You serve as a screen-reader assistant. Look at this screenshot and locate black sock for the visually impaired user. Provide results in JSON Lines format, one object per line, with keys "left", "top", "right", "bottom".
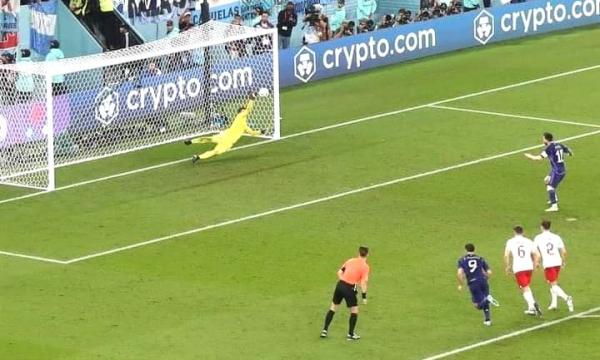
{"left": 323, "top": 310, "right": 335, "bottom": 331}
{"left": 349, "top": 313, "right": 358, "bottom": 335}
{"left": 483, "top": 304, "right": 491, "bottom": 322}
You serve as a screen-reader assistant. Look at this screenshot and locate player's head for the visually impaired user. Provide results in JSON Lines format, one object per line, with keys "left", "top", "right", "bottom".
{"left": 540, "top": 219, "right": 551, "bottom": 231}
{"left": 543, "top": 132, "right": 554, "bottom": 145}
{"left": 513, "top": 225, "right": 524, "bottom": 235}
{"left": 464, "top": 243, "right": 475, "bottom": 253}
{"left": 358, "top": 246, "right": 369, "bottom": 258}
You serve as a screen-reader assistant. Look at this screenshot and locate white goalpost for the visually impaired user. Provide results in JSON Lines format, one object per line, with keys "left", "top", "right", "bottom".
{"left": 0, "top": 21, "right": 280, "bottom": 191}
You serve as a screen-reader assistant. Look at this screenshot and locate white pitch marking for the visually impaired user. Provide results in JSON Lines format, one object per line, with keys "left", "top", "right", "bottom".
{"left": 61, "top": 129, "right": 600, "bottom": 264}
{"left": 421, "top": 306, "right": 600, "bottom": 360}
{"left": 430, "top": 105, "right": 600, "bottom": 129}
{"left": 0, "top": 250, "right": 67, "bottom": 265}
{"left": 1, "top": 63, "right": 600, "bottom": 206}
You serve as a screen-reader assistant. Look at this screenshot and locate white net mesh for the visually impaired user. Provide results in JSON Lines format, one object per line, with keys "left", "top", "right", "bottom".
{"left": 0, "top": 21, "right": 279, "bottom": 191}
{"left": 0, "top": 68, "right": 51, "bottom": 190}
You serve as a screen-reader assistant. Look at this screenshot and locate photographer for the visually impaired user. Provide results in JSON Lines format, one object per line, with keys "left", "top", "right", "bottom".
{"left": 319, "top": 14, "right": 332, "bottom": 41}
{"left": 377, "top": 14, "right": 393, "bottom": 29}
{"left": 302, "top": 5, "right": 323, "bottom": 44}
{"left": 395, "top": 9, "right": 412, "bottom": 25}
{"left": 277, "top": 1, "right": 297, "bottom": 49}
{"left": 333, "top": 20, "right": 354, "bottom": 39}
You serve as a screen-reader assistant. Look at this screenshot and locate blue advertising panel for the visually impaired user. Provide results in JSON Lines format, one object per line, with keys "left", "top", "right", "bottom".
{"left": 0, "top": 54, "right": 271, "bottom": 147}
{"left": 279, "top": 0, "right": 600, "bottom": 86}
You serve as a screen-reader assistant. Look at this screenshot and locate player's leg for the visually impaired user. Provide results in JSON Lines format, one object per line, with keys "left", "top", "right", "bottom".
{"left": 544, "top": 173, "right": 564, "bottom": 212}
{"left": 345, "top": 286, "right": 360, "bottom": 340}
{"left": 472, "top": 282, "right": 491, "bottom": 325}
{"left": 321, "top": 284, "right": 343, "bottom": 337}
{"left": 184, "top": 134, "right": 221, "bottom": 146}
{"left": 546, "top": 267, "right": 573, "bottom": 311}
{"left": 518, "top": 271, "right": 542, "bottom": 316}
{"left": 193, "top": 142, "right": 233, "bottom": 163}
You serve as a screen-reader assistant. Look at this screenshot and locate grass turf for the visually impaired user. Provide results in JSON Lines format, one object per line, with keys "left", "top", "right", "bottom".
{"left": 1, "top": 26, "right": 600, "bottom": 359}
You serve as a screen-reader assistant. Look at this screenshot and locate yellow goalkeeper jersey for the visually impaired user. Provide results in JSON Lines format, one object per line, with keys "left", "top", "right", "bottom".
{"left": 219, "top": 99, "right": 260, "bottom": 145}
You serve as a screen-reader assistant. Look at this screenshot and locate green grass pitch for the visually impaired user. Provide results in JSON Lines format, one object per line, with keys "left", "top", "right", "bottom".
{"left": 1, "top": 26, "right": 600, "bottom": 359}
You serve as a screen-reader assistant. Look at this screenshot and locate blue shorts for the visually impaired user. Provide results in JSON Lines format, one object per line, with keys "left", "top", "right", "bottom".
{"left": 468, "top": 280, "right": 489, "bottom": 304}
{"left": 548, "top": 172, "right": 566, "bottom": 188}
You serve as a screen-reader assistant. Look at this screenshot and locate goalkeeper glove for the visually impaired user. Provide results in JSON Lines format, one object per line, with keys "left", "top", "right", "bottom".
{"left": 362, "top": 292, "right": 367, "bottom": 305}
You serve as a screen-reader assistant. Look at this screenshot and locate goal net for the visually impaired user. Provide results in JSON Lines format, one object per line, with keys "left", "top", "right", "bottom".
{"left": 0, "top": 21, "right": 280, "bottom": 191}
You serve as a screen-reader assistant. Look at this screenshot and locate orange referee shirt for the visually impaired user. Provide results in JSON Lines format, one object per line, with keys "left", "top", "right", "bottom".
{"left": 340, "top": 257, "right": 370, "bottom": 285}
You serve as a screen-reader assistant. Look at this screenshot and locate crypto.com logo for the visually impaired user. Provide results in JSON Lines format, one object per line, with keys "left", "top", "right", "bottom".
{"left": 294, "top": 46, "right": 317, "bottom": 83}
{"left": 94, "top": 87, "right": 119, "bottom": 126}
{"left": 474, "top": 10, "right": 495, "bottom": 45}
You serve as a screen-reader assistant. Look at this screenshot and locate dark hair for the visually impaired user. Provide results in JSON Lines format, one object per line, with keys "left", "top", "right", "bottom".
{"left": 541, "top": 220, "right": 551, "bottom": 230}
{"left": 358, "top": 246, "right": 369, "bottom": 257}
{"left": 465, "top": 243, "right": 475, "bottom": 252}
{"left": 20, "top": 49, "right": 31, "bottom": 58}
{"left": 543, "top": 132, "right": 554, "bottom": 141}
{"left": 50, "top": 40, "right": 60, "bottom": 49}
{"left": 513, "top": 225, "right": 524, "bottom": 235}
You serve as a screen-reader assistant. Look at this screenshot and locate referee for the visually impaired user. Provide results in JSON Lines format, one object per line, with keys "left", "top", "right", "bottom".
{"left": 320, "top": 246, "right": 370, "bottom": 340}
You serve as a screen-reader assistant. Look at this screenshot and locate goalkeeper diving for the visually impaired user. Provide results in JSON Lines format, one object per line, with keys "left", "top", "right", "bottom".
{"left": 184, "top": 92, "right": 265, "bottom": 163}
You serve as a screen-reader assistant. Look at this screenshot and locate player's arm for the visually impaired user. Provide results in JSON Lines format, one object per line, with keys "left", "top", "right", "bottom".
{"left": 456, "top": 268, "right": 465, "bottom": 291}
{"left": 244, "top": 124, "right": 262, "bottom": 137}
{"left": 503, "top": 248, "right": 512, "bottom": 275}
{"left": 337, "top": 265, "right": 345, "bottom": 280}
{"left": 482, "top": 259, "right": 492, "bottom": 278}
{"left": 524, "top": 152, "right": 544, "bottom": 161}
{"left": 532, "top": 248, "right": 541, "bottom": 269}
{"left": 563, "top": 144, "right": 574, "bottom": 156}
{"left": 559, "top": 246, "right": 568, "bottom": 267}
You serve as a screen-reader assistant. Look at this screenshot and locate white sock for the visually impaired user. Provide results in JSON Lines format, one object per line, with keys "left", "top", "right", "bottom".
{"left": 523, "top": 290, "right": 536, "bottom": 309}
{"left": 552, "top": 285, "right": 569, "bottom": 300}
{"left": 549, "top": 288, "right": 557, "bottom": 307}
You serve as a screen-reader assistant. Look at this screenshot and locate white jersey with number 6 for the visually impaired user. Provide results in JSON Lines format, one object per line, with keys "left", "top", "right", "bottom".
{"left": 505, "top": 235, "right": 535, "bottom": 273}
{"left": 534, "top": 231, "right": 565, "bottom": 268}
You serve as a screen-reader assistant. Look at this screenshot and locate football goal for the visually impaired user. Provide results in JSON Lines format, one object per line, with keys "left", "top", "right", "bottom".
{"left": 0, "top": 21, "right": 280, "bottom": 191}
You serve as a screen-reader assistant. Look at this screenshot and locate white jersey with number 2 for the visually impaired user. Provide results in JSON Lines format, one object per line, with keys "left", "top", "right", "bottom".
{"left": 534, "top": 231, "right": 565, "bottom": 269}
{"left": 505, "top": 235, "right": 535, "bottom": 273}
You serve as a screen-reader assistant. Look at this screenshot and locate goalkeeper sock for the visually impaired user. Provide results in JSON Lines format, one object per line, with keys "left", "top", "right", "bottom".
{"left": 323, "top": 310, "right": 335, "bottom": 331}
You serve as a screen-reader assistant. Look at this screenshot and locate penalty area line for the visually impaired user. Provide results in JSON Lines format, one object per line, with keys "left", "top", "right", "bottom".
{"left": 420, "top": 306, "right": 600, "bottom": 360}
{"left": 0, "top": 250, "right": 68, "bottom": 265}
{"left": 60, "top": 128, "right": 600, "bottom": 264}
{"left": 1, "top": 63, "right": 600, "bottom": 206}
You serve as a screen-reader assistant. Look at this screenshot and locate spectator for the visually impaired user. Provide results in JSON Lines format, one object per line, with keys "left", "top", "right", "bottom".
{"left": 69, "top": 0, "right": 88, "bottom": 18}
{"left": 396, "top": 9, "right": 412, "bottom": 25}
{"left": 15, "top": 49, "right": 33, "bottom": 103}
{"left": 463, "top": 0, "right": 480, "bottom": 12}
{"left": 329, "top": 0, "right": 346, "bottom": 34}
{"left": 254, "top": 12, "right": 274, "bottom": 54}
{"left": 98, "top": 0, "right": 118, "bottom": 49}
{"left": 377, "top": 14, "right": 393, "bottom": 29}
{"left": 179, "top": 11, "right": 193, "bottom": 32}
{"left": 166, "top": 19, "right": 179, "bottom": 38}
{"left": 249, "top": 6, "right": 263, "bottom": 27}
{"left": 333, "top": 20, "right": 353, "bottom": 38}
{"left": 319, "top": 14, "right": 332, "bottom": 41}
{"left": 226, "top": 15, "right": 247, "bottom": 58}
{"left": 356, "top": 0, "right": 377, "bottom": 20}
{"left": 45, "top": 40, "right": 66, "bottom": 95}
{"left": 277, "top": 1, "right": 297, "bottom": 50}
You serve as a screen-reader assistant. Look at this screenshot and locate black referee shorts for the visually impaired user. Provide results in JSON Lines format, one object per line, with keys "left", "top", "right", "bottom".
{"left": 332, "top": 280, "right": 358, "bottom": 308}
